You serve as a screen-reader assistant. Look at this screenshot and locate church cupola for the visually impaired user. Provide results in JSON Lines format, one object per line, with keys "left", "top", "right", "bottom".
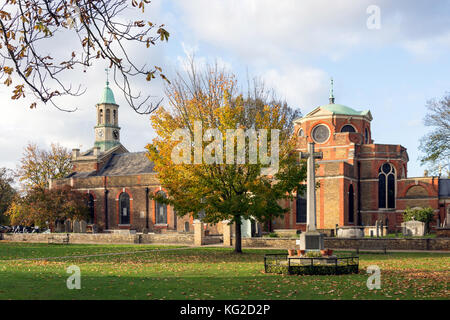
{"left": 94, "top": 73, "right": 121, "bottom": 152}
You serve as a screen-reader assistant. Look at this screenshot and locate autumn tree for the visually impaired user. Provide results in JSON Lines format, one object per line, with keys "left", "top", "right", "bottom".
{"left": 0, "top": 0, "right": 169, "bottom": 113}
{"left": 6, "top": 185, "right": 89, "bottom": 227}
{"left": 419, "top": 93, "right": 450, "bottom": 176}
{"left": 17, "top": 142, "right": 72, "bottom": 191}
{"left": 0, "top": 167, "right": 16, "bottom": 224}
{"left": 146, "top": 61, "right": 306, "bottom": 253}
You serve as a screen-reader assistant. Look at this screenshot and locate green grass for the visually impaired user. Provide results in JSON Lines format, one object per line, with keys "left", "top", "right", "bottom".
{"left": 0, "top": 242, "right": 448, "bottom": 300}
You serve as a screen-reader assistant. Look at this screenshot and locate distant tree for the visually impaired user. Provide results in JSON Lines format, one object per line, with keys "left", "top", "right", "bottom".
{"left": 0, "top": 167, "right": 16, "bottom": 224}
{"left": 6, "top": 185, "right": 89, "bottom": 227}
{"left": 0, "top": 0, "right": 170, "bottom": 113}
{"left": 146, "top": 61, "right": 306, "bottom": 253}
{"left": 17, "top": 142, "right": 72, "bottom": 191}
{"left": 419, "top": 93, "right": 450, "bottom": 176}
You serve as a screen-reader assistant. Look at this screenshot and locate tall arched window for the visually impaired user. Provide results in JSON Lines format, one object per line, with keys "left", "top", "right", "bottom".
{"left": 296, "top": 191, "right": 307, "bottom": 223}
{"left": 106, "top": 109, "right": 111, "bottom": 124}
{"left": 298, "top": 128, "right": 304, "bottom": 137}
{"left": 119, "top": 192, "right": 130, "bottom": 224}
{"left": 113, "top": 110, "right": 117, "bottom": 125}
{"left": 378, "top": 163, "right": 395, "bottom": 209}
{"left": 99, "top": 109, "right": 103, "bottom": 124}
{"left": 365, "top": 128, "right": 369, "bottom": 144}
{"left": 341, "top": 125, "right": 356, "bottom": 133}
{"left": 87, "top": 194, "right": 95, "bottom": 224}
{"left": 348, "top": 185, "right": 354, "bottom": 223}
{"left": 155, "top": 191, "right": 167, "bottom": 224}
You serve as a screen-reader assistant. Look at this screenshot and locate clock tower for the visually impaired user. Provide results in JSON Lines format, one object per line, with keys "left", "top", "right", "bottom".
{"left": 94, "top": 80, "right": 121, "bottom": 152}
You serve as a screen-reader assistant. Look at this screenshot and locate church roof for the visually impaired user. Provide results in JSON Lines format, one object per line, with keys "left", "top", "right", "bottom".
{"left": 99, "top": 81, "right": 117, "bottom": 105}
{"left": 320, "top": 103, "right": 370, "bottom": 116}
{"left": 439, "top": 179, "right": 450, "bottom": 197}
{"left": 99, "top": 152, "right": 155, "bottom": 176}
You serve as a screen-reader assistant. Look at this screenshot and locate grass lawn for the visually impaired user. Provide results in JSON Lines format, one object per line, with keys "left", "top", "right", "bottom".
{"left": 0, "top": 241, "right": 448, "bottom": 300}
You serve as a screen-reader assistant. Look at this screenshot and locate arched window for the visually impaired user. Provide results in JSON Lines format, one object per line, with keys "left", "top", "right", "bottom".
{"left": 87, "top": 194, "right": 95, "bottom": 224}
{"left": 113, "top": 110, "right": 117, "bottom": 125}
{"left": 365, "top": 128, "right": 369, "bottom": 144}
{"left": 119, "top": 192, "right": 130, "bottom": 224}
{"left": 99, "top": 109, "right": 103, "bottom": 124}
{"left": 106, "top": 109, "right": 110, "bottom": 124}
{"left": 348, "top": 185, "right": 354, "bottom": 223}
{"left": 341, "top": 125, "right": 356, "bottom": 133}
{"left": 296, "top": 191, "right": 307, "bottom": 223}
{"left": 378, "top": 163, "right": 395, "bottom": 209}
{"left": 298, "top": 128, "right": 304, "bottom": 137}
{"left": 155, "top": 191, "right": 167, "bottom": 224}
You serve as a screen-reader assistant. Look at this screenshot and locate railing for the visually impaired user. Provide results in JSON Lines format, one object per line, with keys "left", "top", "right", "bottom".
{"left": 264, "top": 254, "right": 359, "bottom": 275}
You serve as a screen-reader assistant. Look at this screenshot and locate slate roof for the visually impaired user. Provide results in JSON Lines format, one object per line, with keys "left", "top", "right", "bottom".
{"left": 439, "top": 179, "right": 450, "bottom": 197}
{"left": 98, "top": 152, "right": 155, "bottom": 176}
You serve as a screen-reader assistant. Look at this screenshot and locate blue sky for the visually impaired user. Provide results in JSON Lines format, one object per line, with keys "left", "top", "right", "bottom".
{"left": 1, "top": 0, "right": 449, "bottom": 177}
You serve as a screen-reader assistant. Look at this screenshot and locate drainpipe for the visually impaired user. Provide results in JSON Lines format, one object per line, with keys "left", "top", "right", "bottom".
{"left": 357, "top": 160, "right": 362, "bottom": 226}
{"left": 145, "top": 187, "right": 149, "bottom": 229}
{"left": 104, "top": 177, "right": 109, "bottom": 230}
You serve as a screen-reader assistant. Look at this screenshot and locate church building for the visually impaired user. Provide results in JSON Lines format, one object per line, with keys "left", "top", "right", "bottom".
{"left": 272, "top": 86, "right": 449, "bottom": 233}
{"left": 51, "top": 80, "right": 450, "bottom": 235}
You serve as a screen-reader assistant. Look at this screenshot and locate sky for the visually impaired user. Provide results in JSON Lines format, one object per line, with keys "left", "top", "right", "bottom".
{"left": 1, "top": 0, "right": 449, "bottom": 178}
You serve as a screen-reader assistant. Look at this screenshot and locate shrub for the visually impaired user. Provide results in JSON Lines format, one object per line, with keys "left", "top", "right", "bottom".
{"left": 403, "top": 207, "right": 434, "bottom": 223}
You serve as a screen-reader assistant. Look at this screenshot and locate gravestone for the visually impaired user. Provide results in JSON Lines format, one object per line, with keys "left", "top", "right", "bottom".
{"left": 73, "top": 220, "right": 81, "bottom": 233}
{"left": 299, "top": 142, "right": 325, "bottom": 251}
{"left": 56, "top": 221, "right": 64, "bottom": 233}
{"left": 64, "top": 220, "right": 71, "bottom": 233}
{"left": 92, "top": 224, "right": 98, "bottom": 234}
{"left": 401, "top": 220, "right": 425, "bottom": 236}
{"left": 80, "top": 220, "right": 87, "bottom": 233}
{"left": 240, "top": 218, "right": 252, "bottom": 238}
{"left": 337, "top": 226, "right": 364, "bottom": 238}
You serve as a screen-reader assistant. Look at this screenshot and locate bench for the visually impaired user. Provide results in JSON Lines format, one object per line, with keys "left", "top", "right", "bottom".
{"left": 48, "top": 234, "right": 70, "bottom": 244}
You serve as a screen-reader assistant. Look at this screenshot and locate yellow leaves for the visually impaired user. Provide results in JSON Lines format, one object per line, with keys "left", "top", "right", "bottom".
{"left": 4, "top": 76, "right": 12, "bottom": 86}
{"left": 0, "top": 10, "right": 11, "bottom": 20}
{"left": 157, "top": 27, "right": 170, "bottom": 42}
{"left": 11, "top": 84, "right": 25, "bottom": 99}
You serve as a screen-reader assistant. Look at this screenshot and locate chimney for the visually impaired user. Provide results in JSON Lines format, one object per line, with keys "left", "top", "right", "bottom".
{"left": 93, "top": 147, "right": 100, "bottom": 157}
{"left": 72, "top": 148, "right": 80, "bottom": 159}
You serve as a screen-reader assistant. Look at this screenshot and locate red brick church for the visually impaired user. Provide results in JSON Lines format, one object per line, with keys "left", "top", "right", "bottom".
{"left": 272, "top": 90, "right": 449, "bottom": 233}
{"left": 51, "top": 81, "right": 450, "bottom": 235}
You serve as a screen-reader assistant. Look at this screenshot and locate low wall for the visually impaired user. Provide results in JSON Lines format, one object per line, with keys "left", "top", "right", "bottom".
{"left": 232, "top": 237, "right": 450, "bottom": 251}
{"left": 436, "top": 227, "right": 450, "bottom": 238}
{"left": 1, "top": 232, "right": 194, "bottom": 245}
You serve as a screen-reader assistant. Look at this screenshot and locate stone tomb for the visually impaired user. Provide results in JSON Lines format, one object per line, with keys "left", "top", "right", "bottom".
{"left": 401, "top": 220, "right": 425, "bottom": 236}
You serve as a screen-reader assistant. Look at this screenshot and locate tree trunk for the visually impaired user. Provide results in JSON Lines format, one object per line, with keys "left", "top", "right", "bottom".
{"left": 234, "top": 217, "right": 242, "bottom": 253}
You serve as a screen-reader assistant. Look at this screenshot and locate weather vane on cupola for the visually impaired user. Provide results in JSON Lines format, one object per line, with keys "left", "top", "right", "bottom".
{"left": 105, "top": 68, "right": 110, "bottom": 86}
{"left": 329, "top": 77, "right": 335, "bottom": 104}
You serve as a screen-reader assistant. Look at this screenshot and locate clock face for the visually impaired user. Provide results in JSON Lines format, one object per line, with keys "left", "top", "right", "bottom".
{"left": 113, "top": 129, "right": 119, "bottom": 140}
{"left": 97, "top": 129, "right": 104, "bottom": 138}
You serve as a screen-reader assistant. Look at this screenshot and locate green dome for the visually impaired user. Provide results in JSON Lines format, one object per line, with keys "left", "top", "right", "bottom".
{"left": 99, "top": 82, "right": 116, "bottom": 105}
{"left": 320, "top": 103, "right": 368, "bottom": 116}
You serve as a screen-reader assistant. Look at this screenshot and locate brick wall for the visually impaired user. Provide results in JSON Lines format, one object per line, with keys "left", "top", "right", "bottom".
{"left": 231, "top": 237, "right": 449, "bottom": 251}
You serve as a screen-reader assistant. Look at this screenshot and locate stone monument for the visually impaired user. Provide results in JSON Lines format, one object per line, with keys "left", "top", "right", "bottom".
{"left": 298, "top": 142, "right": 325, "bottom": 251}
{"left": 64, "top": 220, "right": 71, "bottom": 233}
{"left": 73, "top": 220, "right": 80, "bottom": 233}
{"left": 80, "top": 220, "right": 87, "bottom": 233}
{"left": 401, "top": 220, "right": 425, "bottom": 236}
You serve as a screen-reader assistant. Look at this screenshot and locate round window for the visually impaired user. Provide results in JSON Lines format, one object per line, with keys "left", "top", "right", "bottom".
{"left": 312, "top": 124, "right": 330, "bottom": 143}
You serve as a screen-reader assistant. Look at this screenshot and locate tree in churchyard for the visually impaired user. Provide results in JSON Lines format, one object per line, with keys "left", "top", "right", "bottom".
{"left": 0, "top": 167, "right": 16, "bottom": 224}
{"left": 419, "top": 93, "right": 450, "bottom": 177}
{"left": 17, "top": 142, "right": 72, "bottom": 192}
{"left": 0, "top": 0, "right": 170, "bottom": 113}
{"left": 146, "top": 61, "right": 306, "bottom": 253}
{"left": 6, "top": 185, "right": 89, "bottom": 227}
